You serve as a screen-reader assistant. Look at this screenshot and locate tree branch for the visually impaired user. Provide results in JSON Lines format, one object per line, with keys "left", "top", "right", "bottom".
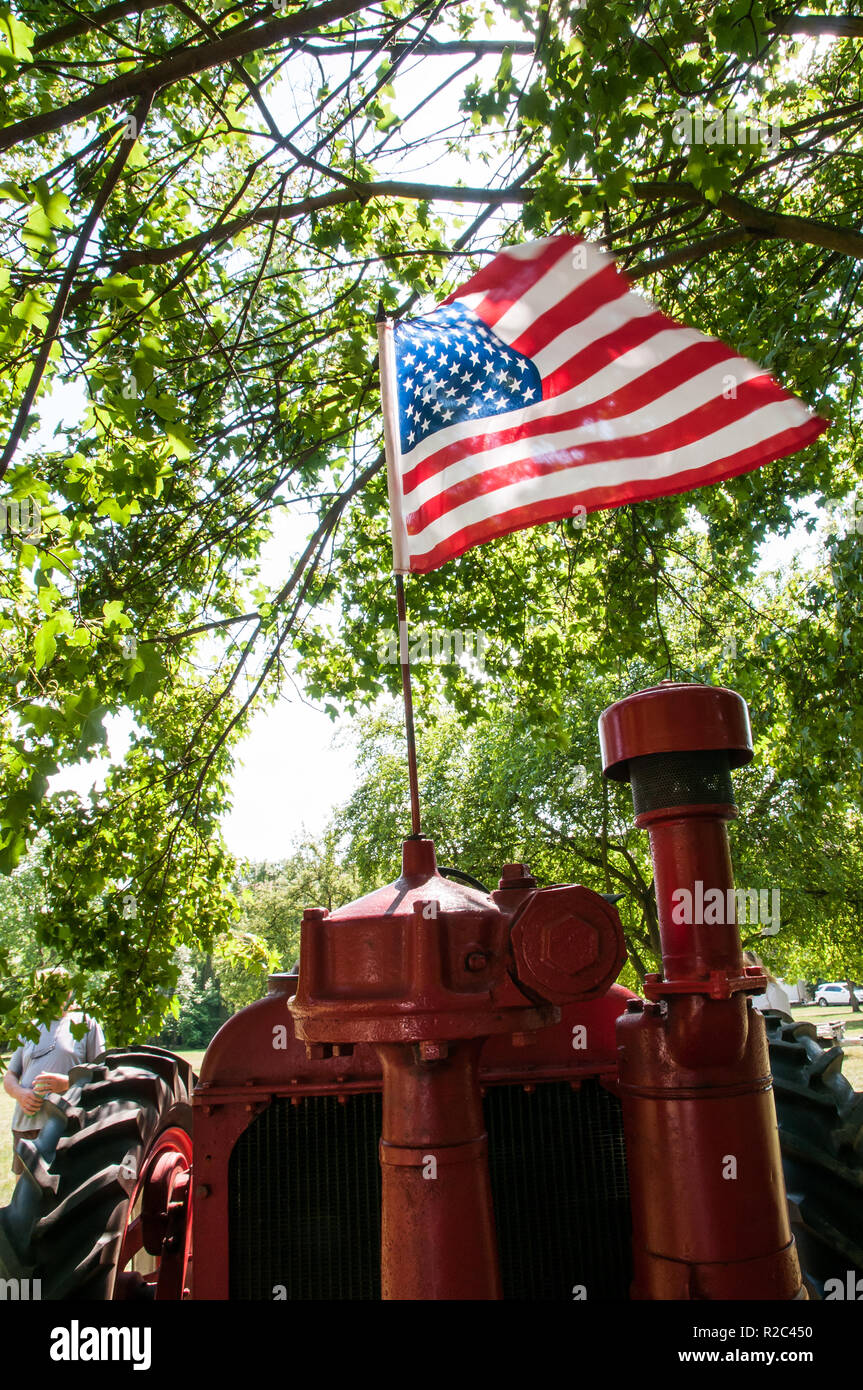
{"left": 632, "top": 180, "right": 863, "bottom": 261}
{"left": 299, "top": 38, "right": 537, "bottom": 55}
{"left": 32, "top": 0, "right": 172, "bottom": 51}
{"left": 0, "top": 0, "right": 370, "bottom": 152}
{"left": 773, "top": 13, "right": 863, "bottom": 40}
{"left": 0, "top": 90, "right": 154, "bottom": 482}
{"left": 101, "top": 179, "right": 534, "bottom": 271}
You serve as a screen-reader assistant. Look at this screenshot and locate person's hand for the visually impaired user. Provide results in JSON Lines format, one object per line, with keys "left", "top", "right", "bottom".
{"left": 17, "top": 1087, "right": 43, "bottom": 1115}
{"left": 33, "top": 1071, "right": 68, "bottom": 1096}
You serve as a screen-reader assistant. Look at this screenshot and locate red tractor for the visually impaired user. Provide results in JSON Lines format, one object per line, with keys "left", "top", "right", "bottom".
{"left": 3, "top": 683, "right": 862, "bottom": 1300}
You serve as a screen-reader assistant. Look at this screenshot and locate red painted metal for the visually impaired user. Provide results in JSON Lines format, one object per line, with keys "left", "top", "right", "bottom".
{"left": 600, "top": 680, "right": 753, "bottom": 779}
{"left": 190, "top": 980, "right": 634, "bottom": 1299}
{"left": 287, "top": 836, "right": 625, "bottom": 1301}
{"left": 114, "top": 1126, "right": 193, "bottom": 1301}
{"left": 600, "top": 682, "right": 805, "bottom": 1301}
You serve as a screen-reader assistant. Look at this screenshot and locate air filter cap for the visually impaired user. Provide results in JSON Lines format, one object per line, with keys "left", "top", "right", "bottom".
{"left": 599, "top": 682, "right": 753, "bottom": 783}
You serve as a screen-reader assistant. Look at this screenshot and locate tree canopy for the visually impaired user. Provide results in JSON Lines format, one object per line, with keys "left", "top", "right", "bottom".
{"left": 1, "top": 0, "right": 861, "bottom": 1039}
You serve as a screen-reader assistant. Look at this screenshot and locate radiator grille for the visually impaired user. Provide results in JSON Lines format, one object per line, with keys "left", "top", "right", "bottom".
{"left": 228, "top": 1079, "right": 631, "bottom": 1300}
{"left": 486, "top": 1081, "right": 631, "bottom": 1300}
{"left": 228, "top": 1093, "right": 383, "bottom": 1300}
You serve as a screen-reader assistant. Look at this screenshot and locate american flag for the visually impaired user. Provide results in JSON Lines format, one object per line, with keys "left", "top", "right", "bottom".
{"left": 380, "top": 234, "right": 827, "bottom": 574}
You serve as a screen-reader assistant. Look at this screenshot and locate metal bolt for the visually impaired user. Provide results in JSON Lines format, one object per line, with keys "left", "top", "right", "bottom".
{"left": 498, "top": 862, "right": 537, "bottom": 890}
{"left": 417, "top": 1040, "right": 448, "bottom": 1062}
{"left": 501, "top": 862, "right": 531, "bottom": 878}
{"left": 465, "top": 950, "right": 488, "bottom": 972}
{"left": 626, "top": 998, "right": 644, "bottom": 1013}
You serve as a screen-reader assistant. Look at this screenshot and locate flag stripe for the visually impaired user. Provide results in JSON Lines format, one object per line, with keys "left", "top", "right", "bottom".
{"left": 540, "top": 306, "right": 668, "bottom": 396}
{"left": 442, "top": 238, "right": 571, "bottom": 324}
{"left": 478, "top": 241, "right": 609, "bottom": 344}
{"left": 405, "top": 376, "right": 817, "bottom": 532}
{"left": 407, "top": 417, "right": 826, "bottom": 572}
{"left": 387, "top": 233, "right": 828, "bottom": 573}
{"left": 401, "top": 340, "right": 749, "bottom": 498}
{"left": 508, "top": 263, "right": 627, "bottom": 360}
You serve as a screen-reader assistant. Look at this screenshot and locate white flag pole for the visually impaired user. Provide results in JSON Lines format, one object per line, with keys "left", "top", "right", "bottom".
{"left": 376, "top": 309, "right": 411, "bottom": 575}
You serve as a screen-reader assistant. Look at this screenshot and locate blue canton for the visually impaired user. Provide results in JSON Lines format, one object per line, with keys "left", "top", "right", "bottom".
{"left": 393, "top": 302, "right": 543, "bottom": 455}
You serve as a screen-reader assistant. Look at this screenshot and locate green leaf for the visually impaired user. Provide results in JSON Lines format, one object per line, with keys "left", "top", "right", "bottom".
{"left": 162, "top": 421, "right": 193, "bottom": 459}
{"left": 0, "top": 7, "right": 34, "bottom": 61}
{"left": 34, "top": 623, "right": 57, "bottom": 670}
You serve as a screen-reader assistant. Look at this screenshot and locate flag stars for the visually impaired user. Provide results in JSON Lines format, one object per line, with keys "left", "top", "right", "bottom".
{"left": 395, "top": 303, "right": 541, "bottom": 453}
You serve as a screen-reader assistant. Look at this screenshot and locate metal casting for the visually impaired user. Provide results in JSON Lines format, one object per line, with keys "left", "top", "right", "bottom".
{"left": 287, "top": 836, "right": 625, "bottom": 1299}
{"left": 190, "top": 980, "right": 634, "bottom": 1299}
{"left": 599, "top": 681, "right": 806, "bottom": 1301}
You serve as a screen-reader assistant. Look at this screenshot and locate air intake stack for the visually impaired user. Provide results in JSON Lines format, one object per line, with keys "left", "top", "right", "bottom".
{"left": 599, "top": 682, "right": 805, "bottom": 1300}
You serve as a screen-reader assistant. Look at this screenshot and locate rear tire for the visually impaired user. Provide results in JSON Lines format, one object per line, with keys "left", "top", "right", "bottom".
{"left": 765, "top": 1013, "right": 863, "bottom": 1298}
{"left": 0, "top": 1046, "right": 194, "bottom": 1300}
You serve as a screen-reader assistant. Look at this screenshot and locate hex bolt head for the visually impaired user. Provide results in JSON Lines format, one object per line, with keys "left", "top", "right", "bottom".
{"left": 510, "top": 884, "right": 626, "bottom": 1004}
{"left": 625, "top": 998, "right": 644, "bottom": 1013}
{"left": 538, "top": 920, "right": 599, "bottom": 977}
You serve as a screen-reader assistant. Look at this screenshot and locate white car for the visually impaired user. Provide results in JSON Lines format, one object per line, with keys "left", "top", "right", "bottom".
{"left": 814, "top": 982, "right": 863, "bottom": 1007}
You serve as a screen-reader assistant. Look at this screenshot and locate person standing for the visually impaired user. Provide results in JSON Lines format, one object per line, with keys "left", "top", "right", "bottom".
{"left": 2, "top": 972, "right": 105, "bottom": 1176}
